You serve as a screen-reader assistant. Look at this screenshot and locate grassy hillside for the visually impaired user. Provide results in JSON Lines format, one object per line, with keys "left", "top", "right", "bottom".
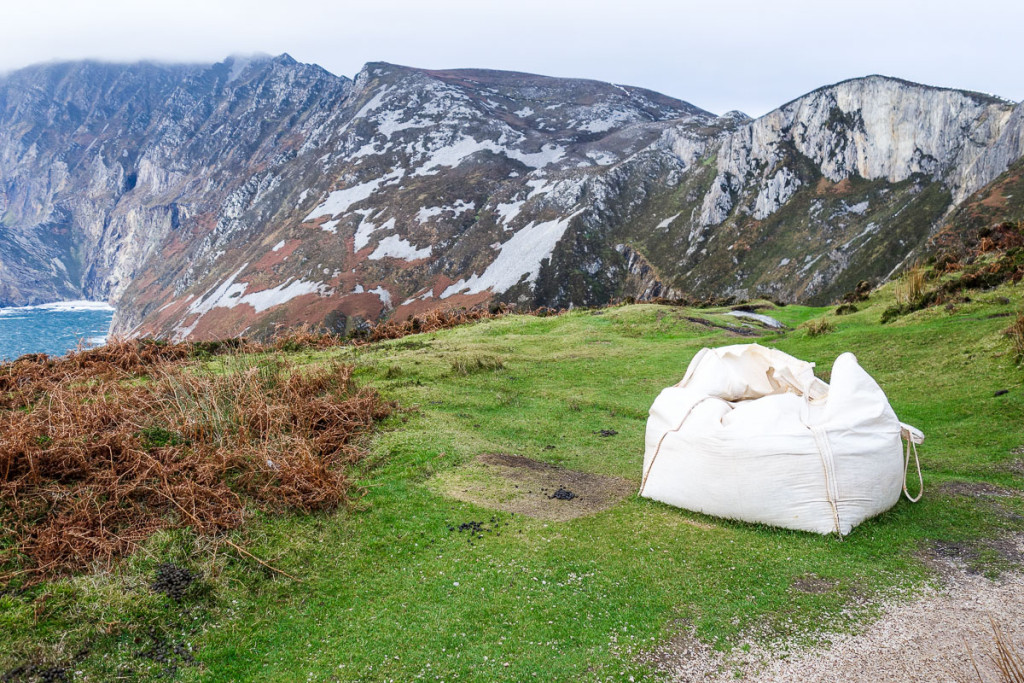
{"left": 3, "top": 279, "right": 1023, "bottom": 681}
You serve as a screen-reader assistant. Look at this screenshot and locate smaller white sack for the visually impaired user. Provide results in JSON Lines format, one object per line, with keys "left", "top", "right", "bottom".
{"left": 640, "top": 344, "right": 923, "bottom": 535}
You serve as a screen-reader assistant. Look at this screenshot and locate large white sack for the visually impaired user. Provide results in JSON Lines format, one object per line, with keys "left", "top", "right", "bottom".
{"left": 640, "top": 344, "right": 923, "bottom": 535}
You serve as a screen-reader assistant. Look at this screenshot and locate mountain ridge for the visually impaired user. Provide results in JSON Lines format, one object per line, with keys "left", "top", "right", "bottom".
{"left": 0, "top": 55, "right": 1021, "bottom": 340}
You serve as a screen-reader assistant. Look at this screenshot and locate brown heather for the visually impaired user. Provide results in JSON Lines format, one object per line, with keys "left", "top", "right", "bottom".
{"left": 364, "top": 304, "right": 513, "bottom": 342}
{"left": 0, "top": 341, "right": 392, "bottom": 586}
{"left": 1006, "top": 314, "right": 1024, "bottom": 363}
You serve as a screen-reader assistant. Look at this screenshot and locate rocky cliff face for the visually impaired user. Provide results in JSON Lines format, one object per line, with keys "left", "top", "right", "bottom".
{"left": 0, "top": 57, "right": 1021, "bottom": 339}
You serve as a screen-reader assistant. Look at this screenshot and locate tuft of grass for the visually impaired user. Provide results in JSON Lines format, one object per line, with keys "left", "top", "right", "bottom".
{"left": 137, "top": 425, "right": 188, "bottom": 450}
{"left": 1006, "top": 314, "right": 1024, "bottom": 364}
{"left": 835, "top": 303, "right": 859, "bottom": 316}
{"left": 450, "top": 354, "right": 504, "bottom": 375}
{"left": 895, "top": 264, "right": 927, "bottom": 306}
{"left": 804, "top": 317, "right": 836, "bottom": 336}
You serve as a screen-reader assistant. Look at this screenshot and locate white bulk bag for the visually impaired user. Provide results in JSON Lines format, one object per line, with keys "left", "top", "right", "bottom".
{"left": 639, "top": 344, "right": 923, "bottom": 535}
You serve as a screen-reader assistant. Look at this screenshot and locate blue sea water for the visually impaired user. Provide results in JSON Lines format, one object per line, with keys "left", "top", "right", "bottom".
{"left": 0, "top": 301, "right": 115, "bottom": 362}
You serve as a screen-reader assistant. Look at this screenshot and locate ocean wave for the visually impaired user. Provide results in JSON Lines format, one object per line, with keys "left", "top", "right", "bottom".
{"left": 0, "top": 300, "right": 115, "bottom": 316}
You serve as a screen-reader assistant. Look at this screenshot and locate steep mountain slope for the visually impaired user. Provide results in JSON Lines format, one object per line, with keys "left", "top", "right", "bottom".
{"left": 611, "top": 79, "right": 1024, "bottom": 303}
{"left": 0, "top": 55, "right": 350, "bottom": 308}
{"left": 115, "top": 61, "right": 724, "bottom": 339}
{"left": 0, "top": 57, "right": 1021, "bottom": 340}
{"left": 934, "top": 150, "right": 1024, "bottom": 250}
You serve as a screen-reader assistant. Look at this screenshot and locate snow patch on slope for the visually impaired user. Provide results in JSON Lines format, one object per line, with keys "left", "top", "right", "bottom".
{"left": 441, "top": 210, "right": 584, "bottom": 298}
{"left": 369, "top": 235, "right": 432, "bottom": 261}
{"left": 240, "top": 279, "right": 328, "bottom": 313}
{"left": 412, "top": 135, "right": 566, "bottom": 176}
{"left": 495, "top": 199, "right": 526, "bottom": 226}
{"left": 305, "top": 169, "right": 404, "bottom": 221}
{"left": 186, "top": 264, "right": 331, "bottom": 321}
{"left": 416, "top": 200, "right": 475, "bottom": 223}
{"left": 355, "top": 214, "right": 395, "bottom": 251}
{"left": 656, "top": 213, "right": 680, "bottom": 230}
{"left": 577, "top": 110, "right": 633, "bottom": 133}
{"left": 369, "top": 285, "right": 392, "bottom": 307}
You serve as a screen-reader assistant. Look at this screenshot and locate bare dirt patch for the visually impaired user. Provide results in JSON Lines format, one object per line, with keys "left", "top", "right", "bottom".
{"left": 937, "top": 481, "right": 1021, "bottom": 500}
{"left": 431, "top": 453, "right": 634, "bottom": 521}
{"left": 790, "top": 574, "right": 839, "bottom": 595}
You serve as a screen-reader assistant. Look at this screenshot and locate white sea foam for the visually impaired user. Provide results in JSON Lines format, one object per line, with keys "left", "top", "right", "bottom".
{"left": 0, "top": 300, "right": 115, "bottom": 316}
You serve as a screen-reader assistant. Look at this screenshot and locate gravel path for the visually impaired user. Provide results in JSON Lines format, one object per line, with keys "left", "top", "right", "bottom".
{"left": 659, "top": 545, "right": 1024, "bottom": 682}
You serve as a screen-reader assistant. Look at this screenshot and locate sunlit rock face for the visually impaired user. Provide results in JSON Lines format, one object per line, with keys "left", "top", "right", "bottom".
{"left": 1, "top": 57, "right": 1021, "bottom": 338}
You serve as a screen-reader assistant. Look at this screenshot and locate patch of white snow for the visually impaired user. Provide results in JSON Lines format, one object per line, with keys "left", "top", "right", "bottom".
{"left": 656, "top": 213, "right": 681, "bottom": 230}
{"left": 369, "top": 286, "right": 392, "bottom": 307}
{"left": 369, "top": 235, "right": 432, "bottom": 261}
{"left": 441, "top": 210, "right": 584, "bottom": 298}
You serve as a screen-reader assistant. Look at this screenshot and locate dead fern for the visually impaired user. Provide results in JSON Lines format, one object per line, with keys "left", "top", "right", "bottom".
{"left": 1006, "top": 314, "right": 1024, "bottom": 364}
{"left": 0, "top": 355, "right": 392, "bottom": 586}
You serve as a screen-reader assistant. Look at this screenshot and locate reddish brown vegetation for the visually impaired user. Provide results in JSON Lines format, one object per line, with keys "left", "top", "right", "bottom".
{"left": 931, "top": 220, "right": 1024, "bottom": 274}
{"left": 365, "top": 304, "right": 512, "bottom": 342}
{"left": 0, "top": 343, "right": 391, "bottom": 586}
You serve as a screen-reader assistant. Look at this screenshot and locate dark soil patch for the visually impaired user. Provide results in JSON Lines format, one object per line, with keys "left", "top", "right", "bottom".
{"left": 790, "top": 574, "right": 839, "bottom": 594}
{"left": 937, "top": 481, "right": 1021, "bottom": 499}
{"left": 594, "top": 429, "right": 618, "bottom": 437}
{"left": 433, "top": 453, "right": 634, "bottom": 521}
{"left": 919, "top": 485, "right": 1024, "bottom": 577}
{"left": 140, "top": 631, "right": 197, "bottom": 678}
{"left": 922, "top": 537, "right": 1024, "bottom": 577}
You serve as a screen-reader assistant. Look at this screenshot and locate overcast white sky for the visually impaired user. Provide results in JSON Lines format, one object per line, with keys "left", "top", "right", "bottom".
{"left": 2, "top": 0, "right": 1021, "bottom": 117}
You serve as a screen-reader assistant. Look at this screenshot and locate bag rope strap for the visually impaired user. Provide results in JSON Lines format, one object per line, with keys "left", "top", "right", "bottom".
{"left": 639, "top": 397, "right": 713, "bottom": 496}
{"left": 900, "top": 423, "right": 924, "bottom": 503}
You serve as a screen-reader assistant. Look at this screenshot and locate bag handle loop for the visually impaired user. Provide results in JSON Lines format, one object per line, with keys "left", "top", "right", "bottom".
{"left": 900, "top": 423, "right": 924, "bottom": 503}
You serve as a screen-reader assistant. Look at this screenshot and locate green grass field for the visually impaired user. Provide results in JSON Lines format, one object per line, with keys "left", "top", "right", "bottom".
{"left": 3, "top": 281, "right": 1023, "bottom": 682}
